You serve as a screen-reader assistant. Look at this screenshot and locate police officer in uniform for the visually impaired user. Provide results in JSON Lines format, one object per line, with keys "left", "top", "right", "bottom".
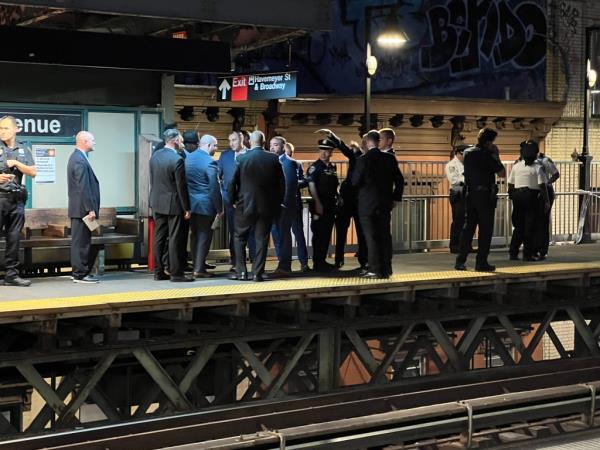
{"left": 307, "top": 138, "right": 339, "bottom": 272}
{"left": 322, "top": 130, "right": 368, "bottom": 270}
{"left": 508, "top": 140, "right": 550, "bottom": 261}
{"left": 445, "top": 145, "right": 468, "bottom": 253}
{"left": 455, "top": 128, "right": 505, "bottom": 272}
{"left": 0, "top": 116, "right": 37, "bottom": 286}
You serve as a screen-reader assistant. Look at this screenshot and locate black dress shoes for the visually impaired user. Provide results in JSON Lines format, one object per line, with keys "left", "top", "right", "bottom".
{"left": 154, "top": 272, "right": 170, "bottom": 281}
{"left": 205, "top": 263, "right": 216, "bottom": 270}
{"left": 170, "top": 275, "right": 194, "bottom": 282}
{"left": 253, "top": 273, "right": 269, "bottom": 282}
{"left": 475, "top": 263, "right": 496, "bottom": 272}
{"left": 454, "top": 262, "right": 467, "bottom": 271}
{"left": 228, "top": 272, "right": 249, "bottom": 281}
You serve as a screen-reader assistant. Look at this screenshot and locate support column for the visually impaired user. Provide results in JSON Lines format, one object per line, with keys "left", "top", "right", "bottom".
{"left": 161, "top": 74, "right": 176, "bottom": 125}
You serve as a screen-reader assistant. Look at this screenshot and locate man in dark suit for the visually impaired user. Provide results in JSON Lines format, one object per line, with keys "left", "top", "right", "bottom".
{"left": 149, "top": 129, "right": 193, "bottom": 282}
{"left": 185, "top": 134, "right": 222, "bottom": 278}
{"left": 351, "top": 130, "right": 404, "bottom": 279}
{"left": 67, "top": 131, "right": 101, "bottom": 283}
{"left": 228, "top": 130, "right": 284, "bottom": 282}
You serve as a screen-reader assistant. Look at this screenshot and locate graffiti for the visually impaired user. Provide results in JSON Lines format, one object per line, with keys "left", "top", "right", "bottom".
{"left": 420, "top": 0, "right": 547, "bottom": 75}
{"left": 560, "top": 1, "right": 578, "bottom": 38}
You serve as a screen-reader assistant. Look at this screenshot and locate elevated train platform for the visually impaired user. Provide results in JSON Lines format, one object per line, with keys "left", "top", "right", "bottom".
{"left": 0, "top": 244, "right": 599, "bottom": 448}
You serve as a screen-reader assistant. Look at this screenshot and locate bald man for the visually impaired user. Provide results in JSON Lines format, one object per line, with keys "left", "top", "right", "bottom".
{"left": 67, "top": 131, "right": 101, "bottom": 283}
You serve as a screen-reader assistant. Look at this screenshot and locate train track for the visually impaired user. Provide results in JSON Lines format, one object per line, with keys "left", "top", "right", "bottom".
{"left": 4, "top": 358, "right": 600, "bottom": 450}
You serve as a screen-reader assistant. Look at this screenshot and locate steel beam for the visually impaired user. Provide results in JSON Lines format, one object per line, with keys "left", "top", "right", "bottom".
{"left": 0, "top": 0, "right": 332, "bottom": 30}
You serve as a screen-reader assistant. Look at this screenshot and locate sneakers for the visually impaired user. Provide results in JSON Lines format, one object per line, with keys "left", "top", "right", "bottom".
{"left": 4, "top": 276, "right": 32, "bottom": 287}
{"left": 73, "top": 275, "right": 100, "bottom": 284}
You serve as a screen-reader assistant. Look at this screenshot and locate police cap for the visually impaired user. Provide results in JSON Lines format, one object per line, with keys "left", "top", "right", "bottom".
{"left": 318, "top": 138, "right": 336, "bottom": 150}
{"left": 182, "top": 130, "right": 199, "bottom": 144}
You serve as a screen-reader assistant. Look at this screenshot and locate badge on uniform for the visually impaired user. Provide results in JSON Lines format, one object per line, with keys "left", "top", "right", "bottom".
{"left": 18, "top": 149, "right": 24, "bottom": 155}
{"left": 0, "top": 149, "right": 3, "bottom": 156}
{"left": 308, "top": 166, "right": 316, "bottom": 175}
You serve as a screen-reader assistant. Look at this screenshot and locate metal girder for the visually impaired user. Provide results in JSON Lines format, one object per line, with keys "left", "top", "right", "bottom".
{"left": 266, "top": 333, "right": 316, "bottom": 399}
{"left": 565, "top": 306, "right": 600, "bottom": 355}
{"left": 345, "top": 329, "right": 380, "bottom": 375}
{"left": 132, "top": 349, "right": 193, "bottom": 411}
{"left": 370, "top": 325, "right": 414, "bottom": 385}
{"left": 0, "top": 0, "right": 332, "bottom": 30}
{"left": 426, "top": 320, "right": 466, "bottom": 372}
{"left": 235, "top": 342, "right": 274, "bottom": 387}
{"left": 26, "top": 375, "right": 78, "bottom": 432}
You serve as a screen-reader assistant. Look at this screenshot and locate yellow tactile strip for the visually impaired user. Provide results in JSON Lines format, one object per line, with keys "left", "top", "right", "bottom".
{"left": 1, "top": 262, "right": 599, "bottom": 317}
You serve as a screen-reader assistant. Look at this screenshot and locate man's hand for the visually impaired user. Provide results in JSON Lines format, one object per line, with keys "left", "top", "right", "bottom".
{"left": 5, "top": 159, "right": 18, "bottom": 169}
{"left": 184, "top": 211, "right": 191, "bottom": 220}
{"left": 0, "top": 174, "right": 14, "bottom": 183}
{"left": 86, "top": 211, "right": 96, "bottom": 221}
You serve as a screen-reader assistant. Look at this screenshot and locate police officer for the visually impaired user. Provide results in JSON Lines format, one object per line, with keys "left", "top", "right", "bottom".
{"left": 455, "top": 128, "right": 506, "bottom": 272}
{"left": 445, "top": 145, "right": 468, "bottom": 254}
{"left": 508, "top": 140, "right": 550, "bottom": 261}
{"left": 324, "top": 130, "right": 367, "bottom": 271}
{"left": 0, "top": 116, "right": 37, "bottom": 286}
{"left": 536, "top": 151, "right": 560, "bottom": 259}
{"left": 307, "top": 138, "right": 339, "bottom": 272}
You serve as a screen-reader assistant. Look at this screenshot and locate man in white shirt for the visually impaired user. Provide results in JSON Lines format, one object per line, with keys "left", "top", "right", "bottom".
{"left": 445, "top": 145, "right": 467, "bottom": 253}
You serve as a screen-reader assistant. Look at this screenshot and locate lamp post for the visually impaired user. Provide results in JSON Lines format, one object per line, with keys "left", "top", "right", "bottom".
{"left": 580, "top": 26, "right": 598, "bottom": 243}
{"left": 363, "top": 6, "right": 408, "bottom": 132}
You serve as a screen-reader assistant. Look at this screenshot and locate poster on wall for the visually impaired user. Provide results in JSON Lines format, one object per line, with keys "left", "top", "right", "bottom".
{"left": 35, "top": 148, "right": 56, "bottom": 184}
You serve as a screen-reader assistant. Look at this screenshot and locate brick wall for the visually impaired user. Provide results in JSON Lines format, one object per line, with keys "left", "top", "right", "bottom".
{"left": 545, "top": 0, "right": 600, "bottom": 160}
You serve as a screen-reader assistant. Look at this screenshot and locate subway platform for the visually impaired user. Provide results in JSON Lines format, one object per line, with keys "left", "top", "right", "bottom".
{"left": 0, "top": 243, "right": 598, "bottom": 440}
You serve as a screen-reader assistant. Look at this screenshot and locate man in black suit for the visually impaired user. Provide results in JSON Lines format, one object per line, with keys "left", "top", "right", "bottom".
{"left": 228, "top": 130, "right": 284, "bottom": 282}
{"left": 67, "top": 131, "right": 101, "bottom": 283}
{"left": 149, "top": 129, "right": 193, "bottom": 282}
{"left": 351, "top": 130, "right": 404, "bottom": 279}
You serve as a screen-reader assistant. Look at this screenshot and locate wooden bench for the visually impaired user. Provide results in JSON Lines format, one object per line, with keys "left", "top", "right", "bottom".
{"left": 0, "top": 207, "right": 143, "bottom": 273}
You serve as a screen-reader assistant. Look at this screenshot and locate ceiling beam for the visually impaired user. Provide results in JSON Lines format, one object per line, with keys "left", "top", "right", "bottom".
{"left": 0, "top": 0, "right": 332, "bottom": 30}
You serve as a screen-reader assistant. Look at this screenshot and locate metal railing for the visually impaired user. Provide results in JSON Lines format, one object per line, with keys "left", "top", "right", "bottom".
{"left": 209, "top": 160, "right": 600, "bottom": 259}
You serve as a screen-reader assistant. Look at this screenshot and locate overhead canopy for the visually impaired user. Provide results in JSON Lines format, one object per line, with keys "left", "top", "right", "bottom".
{"left": 0, "top": 0, "right": 332, "bottom": 30}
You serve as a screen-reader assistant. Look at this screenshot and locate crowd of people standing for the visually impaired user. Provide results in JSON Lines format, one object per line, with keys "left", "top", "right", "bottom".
{"left": 148, "top": 125, "right": 404, "bottom": 282}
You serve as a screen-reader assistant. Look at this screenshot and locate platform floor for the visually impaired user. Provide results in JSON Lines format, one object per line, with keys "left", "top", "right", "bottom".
{"left": 0, "top": 243, "right": 598, "bottom": 320}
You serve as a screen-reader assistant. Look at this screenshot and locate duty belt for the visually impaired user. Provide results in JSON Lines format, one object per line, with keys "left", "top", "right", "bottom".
{"left": 468, "top": 185, "right": 491, "bottom": 192}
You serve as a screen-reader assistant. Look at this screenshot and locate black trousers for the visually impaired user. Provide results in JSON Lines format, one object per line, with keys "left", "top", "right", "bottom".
{"left": 457, "top": 191, "right": 496, "bottom": 266}
{"left": 536, "top": 185, "right": 554, "bottom": 256}
{"left": 509, "top": 189, "right": 541, "bottom": 259}
{"left": 335, "top": 194, "right": 367, "bottom": 266}
{"left": 311, "top": 211, "right": 335, "bottom": 268}
{"left": 190, "top": 214, "right": 214, "bottom": 273}
{"left": 449, "top": 190, "right": 466, "bottom": 252}
{"left": 154, "top": 213, "right": 186, "bottom": 277}
{"left": 0, "top": 198, "right": 24, "bottom": 279}
{"left": 234, "top": 211, "right": 272, "bottom": 277}
{"left": 70, "top": 217, "right": 100, "bottom": 279}
{"left": 360, "top": 209, "right": 393, "bottom": 276}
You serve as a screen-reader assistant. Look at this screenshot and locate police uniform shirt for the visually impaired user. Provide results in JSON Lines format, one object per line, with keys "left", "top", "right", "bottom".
{"left": 463, "top": 146, "right": 504, "bottom": 187}
{"left": 508, "top": 161, "right": 547, "bottom": 190}
{"left": 307, "top": 159, "right": 339, "bottom": 209}
{"left": 445, "top": 156, "right": 464, "bottom": 188}
{"left": 0, "top": 144, "right": 35, "bottom": 188}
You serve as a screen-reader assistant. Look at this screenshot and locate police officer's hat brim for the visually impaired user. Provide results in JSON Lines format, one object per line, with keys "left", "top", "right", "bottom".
{"left": 318, "top": 138, "right": 335, "bottom": 150}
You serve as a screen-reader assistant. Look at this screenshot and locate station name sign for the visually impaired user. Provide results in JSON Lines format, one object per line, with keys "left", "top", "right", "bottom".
{"left": 0, "top": 109, "right": 83, "bottom": 138}
{"left": 217, "top": 71, "right": 297, "bottom": 102}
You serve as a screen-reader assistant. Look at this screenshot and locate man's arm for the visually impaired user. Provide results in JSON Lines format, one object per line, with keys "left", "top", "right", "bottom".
{"left": 71, "top": 160, "right": 95, "bottom": 216}
{"left": 208, "top": 160, "right": 223, "bottom": 214}
{"left": 228, "top": 164, "right": 241, "bottom": 206}
{"left": 174, "top": 157, "right": 191, "bottom": 217}
{"left": 392, "top": 161, "right": 404, "bottom": 201}
{"left": 350, "top": 156, "right": 365, "bottom": 187}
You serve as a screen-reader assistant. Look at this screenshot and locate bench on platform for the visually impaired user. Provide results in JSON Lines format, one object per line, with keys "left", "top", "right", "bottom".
{"left": 0, "top": 207, "right": 143, "bottom": 273}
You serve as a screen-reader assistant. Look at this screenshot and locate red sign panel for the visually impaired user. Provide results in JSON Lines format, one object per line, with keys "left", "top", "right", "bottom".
{"left": 231, "top": 75, "right": 248, "bottom": 101}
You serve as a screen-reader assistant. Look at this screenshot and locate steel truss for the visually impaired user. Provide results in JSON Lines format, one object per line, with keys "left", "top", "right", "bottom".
{"left": 0, "top": 273, "right": 598, "bottom": 437}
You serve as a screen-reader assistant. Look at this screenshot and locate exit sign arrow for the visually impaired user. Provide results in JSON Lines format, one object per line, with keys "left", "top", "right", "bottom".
{"left": 218, "top": 78, "right": 231, "bottom": 100}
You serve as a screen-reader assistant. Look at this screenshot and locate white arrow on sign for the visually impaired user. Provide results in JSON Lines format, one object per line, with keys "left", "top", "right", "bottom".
{"left": 218, "top": 78, "right": 231, "bottom": 100}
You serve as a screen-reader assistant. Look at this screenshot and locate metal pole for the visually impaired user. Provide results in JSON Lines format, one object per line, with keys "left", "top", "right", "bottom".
{"left": 580, "top": 27, "right": 594, "bottom": 243}
{"left": 364, "top": 6, "right": 372, "bottom": 133}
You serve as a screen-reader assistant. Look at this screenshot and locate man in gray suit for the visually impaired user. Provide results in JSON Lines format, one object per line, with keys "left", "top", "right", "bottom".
{"left": 185, "top": 134, "right": 222, "bottom": 278}
{"left": 67, "top": 131, "right": 101, "bottom": 283}
{"left": 228, "top": 131, "right": 284, "bottom": 282}
{"left": 149, "top": 129, "right": 193, "bottom": 282}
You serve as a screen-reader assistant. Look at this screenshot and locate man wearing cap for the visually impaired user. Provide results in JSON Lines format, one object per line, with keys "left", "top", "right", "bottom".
{"left": 307, "top": 138, "right": 339, "bottom": 272}
{"left": 351, "top": 130, "right": 404, "bottom": 279}
{"left": 182, "top": 130, "right": 199, "bottom": 156}
{"left": 445, "top": 145, "right": 468, "bottom": 254}
{"left": 228, "top": 130, "right": 284, "bottom": 282}
{"left": 149, "top": 129, "right": 193, "bottom": 282}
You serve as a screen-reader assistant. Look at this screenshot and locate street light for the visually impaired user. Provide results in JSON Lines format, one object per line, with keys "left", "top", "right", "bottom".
{"left": 364, "top": 6, "right": 407, "bottom": 133}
